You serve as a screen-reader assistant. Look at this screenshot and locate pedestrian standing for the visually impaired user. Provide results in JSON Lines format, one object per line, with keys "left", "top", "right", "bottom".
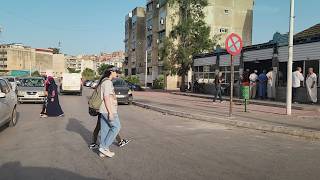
{"left": 306, "top": 68, "right": 317, "bottom": 104}
{"left": 213, "top": 72, "right": 223, "bottom": 103}
{"left": 249, "top": 70, "right": 258, "bottom": 99}
{"left": 99, "top": 67, "right": 121, "bottom": 158}
{"left": 266, "top": 69, "right": 274, "bottom": 100}
{"left": 258, "top": 70, "right": 268, "bottom": 100}
{"left": 46, "top": 77, "right": 64, "bottom": 117}
{"left": 292, "top": 67, "right": 304, "bottom": 103}
{"left": 40, "top": 75, "right": 49, "bottom": 118}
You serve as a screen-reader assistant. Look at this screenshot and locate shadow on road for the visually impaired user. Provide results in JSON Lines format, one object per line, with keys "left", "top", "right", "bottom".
{"left": 66, "top": 118, "right": 92, "bottom": 146}
{"left": 0, "top": 162, "right": 103, "bottom": 180}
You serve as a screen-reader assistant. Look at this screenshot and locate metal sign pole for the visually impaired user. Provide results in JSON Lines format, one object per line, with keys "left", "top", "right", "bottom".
{"left": 229, "top": 55, "right": 234, "bottom": 117}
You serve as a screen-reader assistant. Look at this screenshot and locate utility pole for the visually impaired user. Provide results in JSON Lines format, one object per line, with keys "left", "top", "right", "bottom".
{"left": 286, "top": 0, "right": 295, "bottom": 115}
{"left": 145, "top": 50, "right": 148, "bottom": 88}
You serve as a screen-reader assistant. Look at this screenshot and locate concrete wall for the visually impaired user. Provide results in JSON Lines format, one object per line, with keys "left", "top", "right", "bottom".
{"left": 53, "top": 54, "right": 66, "bottom": 78}
{"left": 35, "top": 51, "right": 53, "bottom": 74}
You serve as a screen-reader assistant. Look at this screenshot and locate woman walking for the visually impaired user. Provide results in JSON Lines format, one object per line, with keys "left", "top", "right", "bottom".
{"left": 46, "top": 77, "right": 64, "bottom": 117}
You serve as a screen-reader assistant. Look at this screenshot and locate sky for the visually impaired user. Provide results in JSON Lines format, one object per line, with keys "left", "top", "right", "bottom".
{"left": 0, "top": 0, "right": 319, "bottom": 55}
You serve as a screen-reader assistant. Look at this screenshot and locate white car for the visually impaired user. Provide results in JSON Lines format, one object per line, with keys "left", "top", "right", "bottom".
{"left": 91, "top": 80, "right": 99, "bottom": 89}
{"left": 0, "top": 77, "right": 18, "bottom": 128}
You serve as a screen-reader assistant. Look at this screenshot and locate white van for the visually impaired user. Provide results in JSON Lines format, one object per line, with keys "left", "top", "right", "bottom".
{"left": 60, "top": 73, "right": 82, "bottom": 96}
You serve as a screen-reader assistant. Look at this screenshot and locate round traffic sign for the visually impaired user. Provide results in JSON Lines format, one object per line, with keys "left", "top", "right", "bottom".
{"left": 225, "top": 33, "right": 243, "bottom": 56}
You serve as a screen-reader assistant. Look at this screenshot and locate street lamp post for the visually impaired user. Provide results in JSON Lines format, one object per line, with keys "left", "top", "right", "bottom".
{"left": 286, "top": 0, "right": 295, "bottom": 115}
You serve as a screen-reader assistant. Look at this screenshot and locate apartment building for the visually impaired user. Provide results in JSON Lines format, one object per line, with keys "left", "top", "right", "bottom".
{"left": 125, "top": 0, "right": 254, "bottom": 89}
{"left": 0, "top": 44, "right": 36, "bottom": 72}
{"left": 124, "top": 7, "right": 146, "bottom": 77}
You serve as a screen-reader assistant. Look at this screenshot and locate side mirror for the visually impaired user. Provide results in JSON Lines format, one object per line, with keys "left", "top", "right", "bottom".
{"left": 0, "top": 92, "right": 6, "bottom": 98}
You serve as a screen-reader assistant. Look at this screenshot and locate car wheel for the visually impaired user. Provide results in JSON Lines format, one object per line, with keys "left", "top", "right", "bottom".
{"left": 9, "top": 106, "right": 17, "bottom": 127}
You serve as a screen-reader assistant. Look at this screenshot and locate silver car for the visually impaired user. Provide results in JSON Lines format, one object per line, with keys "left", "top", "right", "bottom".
{"left": 0, "top": 76, "right": 18, "bottom": 93}
{"left": 17, "top": 77, "right": 46, "bottom": 103}
{"left": 0, "top": 77, "right": 18, "bottom": 127}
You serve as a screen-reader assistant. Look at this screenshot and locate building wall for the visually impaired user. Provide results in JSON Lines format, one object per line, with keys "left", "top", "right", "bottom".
{"left": 0, "top": 44, "right": 36, "bottom": 72}
{"left": 52, "top": 54, "right": 66, "bottom": 77}
{"left": 35, "top": 50, "right": 53, "bottom": 74}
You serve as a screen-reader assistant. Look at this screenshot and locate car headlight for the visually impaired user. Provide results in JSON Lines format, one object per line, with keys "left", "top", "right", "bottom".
{"left": 17, "top": 91, "right": 25, "bottom": 96}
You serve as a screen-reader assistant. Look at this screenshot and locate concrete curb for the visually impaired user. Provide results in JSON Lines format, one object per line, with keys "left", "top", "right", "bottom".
{"left": 171, "top": 92, "right": 318, "bottom": 111}
{"left": 133, "top": 101, "right": 320, "bottom": 140}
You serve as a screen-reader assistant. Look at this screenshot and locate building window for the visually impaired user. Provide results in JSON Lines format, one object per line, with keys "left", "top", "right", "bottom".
{"left": 224, "top": 9, "right": 229, "bottom": 15}
{"left": 125, "top": 69, "right": 129, "bottom": 76}
{"left": 132, "top": 68, "right": 136, "bottom": 75}
{"left": 147, "top": 35, "right": 153, "bottom": 48}
{"left": 159, "top": 30, "right": 166, "bottom": 43}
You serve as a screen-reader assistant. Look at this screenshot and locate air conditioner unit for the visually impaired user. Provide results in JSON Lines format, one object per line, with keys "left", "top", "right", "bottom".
{"left": 156, "top": 4, "right": 160, "bottom": 9}
{"left": 160, "top": 18, "right": 165, "bottom": 25}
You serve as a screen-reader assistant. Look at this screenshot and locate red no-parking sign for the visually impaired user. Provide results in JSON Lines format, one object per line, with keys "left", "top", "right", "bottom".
{"left": 225, "top": 33, "right": 243, "bottom": 56}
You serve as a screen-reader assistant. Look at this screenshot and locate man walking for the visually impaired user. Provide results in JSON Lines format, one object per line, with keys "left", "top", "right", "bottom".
{"left": 292, "top": 67, "right": 304, "bottom": 103}
{"left": 266, "top": 69, "right": 274, "bottom": 100}
{"left": 258, "top": 70, "right": 268, "bottom": 99}
{"left": 249, "top": 70, "right": 258, "bottom": 99}
{"left": 306, "top": 68, "right": 317, "bottom": 104}
{"left": 213, "top": 72, "right": 223, "bottom": 103}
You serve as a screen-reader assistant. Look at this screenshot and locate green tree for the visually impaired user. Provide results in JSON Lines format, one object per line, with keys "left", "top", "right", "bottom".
{"left": 31, "top": 71, "right": 41, "bottom": 77}
{"left": 164, "top": 0, "right": 219, "bottom": 90}
{"left": 98, "top": 64, "right": 113, "bottom": 75}
{"left": 67, "top": 68, "right": 81, "bottom": 73}
{"left": 124, "top": 75, "right": 140, "bottom": 85}
{"left": 81, "top": 68, "right": 96, "bottom": 80}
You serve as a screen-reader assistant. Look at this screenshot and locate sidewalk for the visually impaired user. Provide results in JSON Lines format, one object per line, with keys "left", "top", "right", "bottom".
{"left": 133, "top": 91, "right": 320, "bottom": 139}
{"left": 172, "top": 92, "right": 320, "bottom": 111}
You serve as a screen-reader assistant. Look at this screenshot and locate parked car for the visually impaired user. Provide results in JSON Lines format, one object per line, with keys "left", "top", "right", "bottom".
{"left": 126, "top": 81, "right": 142, "bottom": 91}
{"left": 0, "top": 77, "right": 18, "bottom": 128}
{"left": 91, "top": 80, "right": 99, "bottom": 89}
{"left": 85, "top": 80, "right": 94, "bottom": 87}
{"left": 113, "top": 78, "right": 133, "bottom": 105}
{"left": 1, "top": 76, "right": 18, "bottom": 93}
{"left": 17, "top": 77, "right": 46, "bottom": 103}
{"left": 60, "top": 73, "right": 83, "bottom": 96}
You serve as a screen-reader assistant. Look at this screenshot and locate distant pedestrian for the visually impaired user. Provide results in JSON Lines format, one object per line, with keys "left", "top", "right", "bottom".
{"left": 292, "top": 67, "right": 304, "bottom": 103}
{"left": 249, "top": 70, "right": 258, "bottom": 99}
{"left": 46, "top": 77, "right": 64, "bottom": 117}
{"left": 213, "top": 72, "right": 223, "bottom": 103}
{"left": 266, "top": 69, "right": 275, "bottom": 100}
{"left": 306, "top": 68, "right": 317, "bottom": 104}
{"left": 98, "top": 67, "right": 122, "bottom": 158}
{"left": 258, "top": 70, "right": 268, "bottom": 99}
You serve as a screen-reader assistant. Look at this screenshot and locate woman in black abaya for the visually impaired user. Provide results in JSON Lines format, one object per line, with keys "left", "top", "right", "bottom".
{"left": 46, "top": 77, "right": 64, "bottom": 117}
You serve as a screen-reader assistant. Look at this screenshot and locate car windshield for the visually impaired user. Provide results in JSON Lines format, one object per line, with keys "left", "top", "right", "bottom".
{"left": 20, "top": 79, "right": 44, "bottom": 87}
{"left": 113, "top": 79, "right": 127, "bottom": 87}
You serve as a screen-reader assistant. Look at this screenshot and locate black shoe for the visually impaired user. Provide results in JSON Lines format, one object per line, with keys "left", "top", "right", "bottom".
{"left": 118, "top": 139, "right": 130, "bottom": 147}
{"left": 89, "top": 143, "right": 98, "bottom": 149}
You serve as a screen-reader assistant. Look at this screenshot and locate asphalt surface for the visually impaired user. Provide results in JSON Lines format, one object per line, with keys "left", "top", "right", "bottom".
{"left": 0, "top": 88, "right": 320, "bottom": 180}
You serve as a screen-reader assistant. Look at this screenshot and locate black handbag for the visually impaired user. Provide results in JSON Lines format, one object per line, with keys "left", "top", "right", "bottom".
{"left": 89, "top": 107, "right": 99, "bottom": 116}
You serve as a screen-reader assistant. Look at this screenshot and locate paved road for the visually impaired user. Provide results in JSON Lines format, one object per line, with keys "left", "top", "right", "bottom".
{"left": 0, "top": 88, "right": 320, "bottom": 180}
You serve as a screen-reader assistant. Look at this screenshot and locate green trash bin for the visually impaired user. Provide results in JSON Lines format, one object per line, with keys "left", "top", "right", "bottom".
{"left": 241, "top": 86, "right": 250, "bottom": 100}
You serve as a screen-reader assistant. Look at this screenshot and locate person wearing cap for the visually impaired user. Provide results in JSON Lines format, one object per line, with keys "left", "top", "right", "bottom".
{"left": 249, "top": 70, "right": 258, "bottom": 99}
{"left": 97, "top": 67, "right": 129, "bottom": 158}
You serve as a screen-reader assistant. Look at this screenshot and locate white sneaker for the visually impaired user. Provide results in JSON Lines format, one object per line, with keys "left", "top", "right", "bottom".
{"left": 99, "top": 147, "right": 115, "bottom": 158}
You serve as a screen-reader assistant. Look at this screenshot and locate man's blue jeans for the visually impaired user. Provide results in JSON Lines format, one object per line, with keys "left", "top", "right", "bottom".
{"left": 100, "top": 113, "right": 121, "bottom": 150}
